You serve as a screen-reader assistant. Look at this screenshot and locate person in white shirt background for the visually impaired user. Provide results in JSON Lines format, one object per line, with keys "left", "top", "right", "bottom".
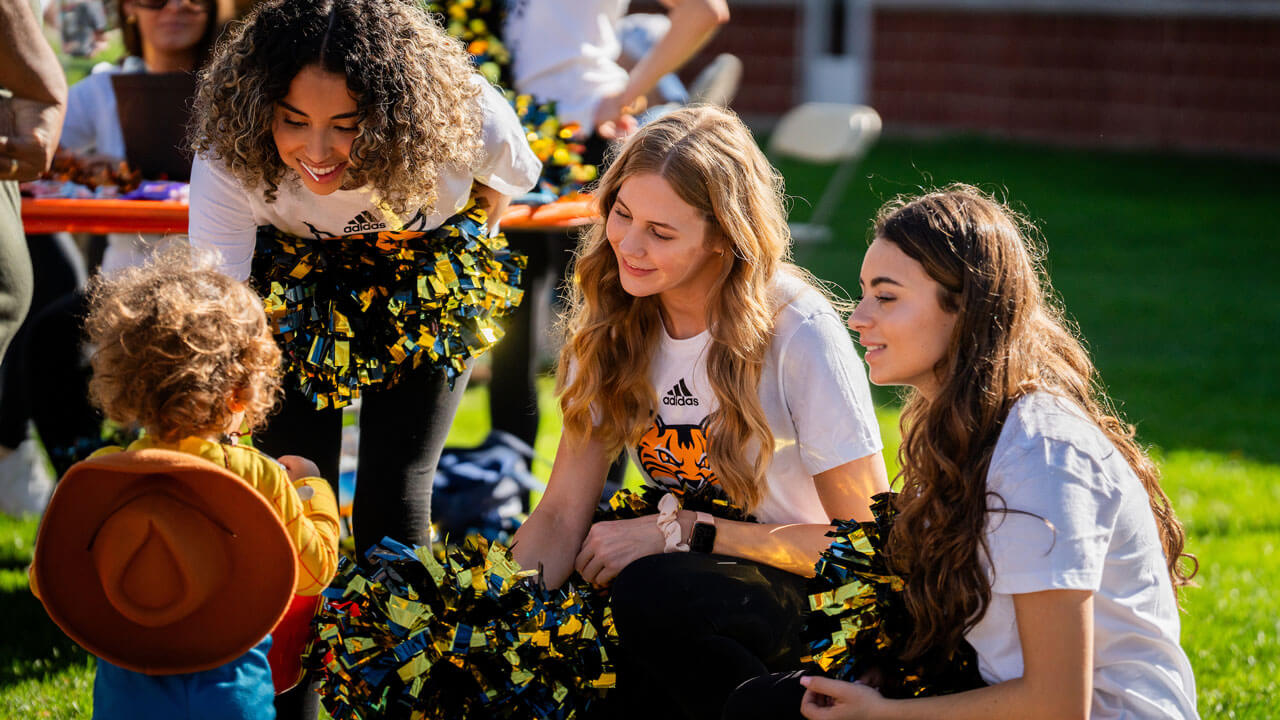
{"left": 505, "top": 0, "right": 729, "bottom": 146}
{"left": 794, "top": 185, "right": 1199, "bottom": 720}
{"left": 0, "top": 0, "right": 229, "bottom": 509}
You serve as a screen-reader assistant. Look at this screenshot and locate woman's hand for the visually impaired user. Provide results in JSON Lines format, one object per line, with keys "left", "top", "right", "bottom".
{"left": 574, "top": 515, "right": 667, "bottom": 587}
{"left": 591, "top": 92, "right": 641, "bottom": 140}
{"left": 800, "top": 676, "right": 889, "bottom": 720}
{"left": 469, "top": 180, "right": 511, "bottom": 230}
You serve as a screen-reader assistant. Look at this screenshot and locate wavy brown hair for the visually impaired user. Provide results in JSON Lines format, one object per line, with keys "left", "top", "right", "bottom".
{"left": 872, "top": 184, "right": 1196, "bottom": 659}
{"left": 189, "top": 0, "right": 482, "bottom": 214}
{"left": 559, "top": 105, "right": 814, "bottom": 511}
{"left": 85, "top": 246, "right": 281, "bottom": 444}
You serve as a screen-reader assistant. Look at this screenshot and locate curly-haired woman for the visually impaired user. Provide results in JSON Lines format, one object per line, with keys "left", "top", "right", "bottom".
{"left": 509, "top": 106, "right": 890, "bottom": 720}
{"left": 187, "top": 0, "right": 538, "bottom": 564}
{"left": 790, "top": 186, "right": 1198, "bottom": 720}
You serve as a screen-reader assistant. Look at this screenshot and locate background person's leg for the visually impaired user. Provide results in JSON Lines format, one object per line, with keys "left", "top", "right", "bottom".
{"left": 488, "top": 229, "right": 558, "bottom": 449}
{"left": 27, "top": 291, "right": 108, "bottom": 476}
{"left": 353, "top": 365, "right": 471, "bottom": 555}
{"left": 0, "top": 181, "right": 32, "bottom": 365}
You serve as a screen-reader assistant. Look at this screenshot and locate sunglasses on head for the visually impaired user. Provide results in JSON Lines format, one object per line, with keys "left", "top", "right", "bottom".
{"left": 131, "top": 0, "right": 210, "bottom": 10}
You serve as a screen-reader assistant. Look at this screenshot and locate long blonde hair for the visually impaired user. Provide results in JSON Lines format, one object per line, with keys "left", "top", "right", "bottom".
{"left": 558, "top": 106, "right": 799, "bottom": 510}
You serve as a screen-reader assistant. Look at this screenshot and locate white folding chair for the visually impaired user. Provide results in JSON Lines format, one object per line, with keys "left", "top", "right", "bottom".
{"left": 689, "top": 53, "right": 744, "bottom": 108}
{"left": 768, "top": 103, "right": 882, "bottom": 243}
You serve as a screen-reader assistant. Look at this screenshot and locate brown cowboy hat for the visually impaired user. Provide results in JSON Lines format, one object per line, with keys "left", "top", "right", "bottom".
{"left": 32, "top": 448, "right": 297, "bottom": 675}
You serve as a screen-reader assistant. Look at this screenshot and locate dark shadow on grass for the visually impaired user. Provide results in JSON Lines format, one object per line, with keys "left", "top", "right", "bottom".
{"left": 0, "top": 584, "right": 92, "bottom": 688}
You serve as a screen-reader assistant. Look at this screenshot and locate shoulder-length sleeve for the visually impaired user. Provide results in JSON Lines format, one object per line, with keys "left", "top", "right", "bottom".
{"left": 983, "top": 436, "right": 1122, "bottom": 595}
{"left": 188, "top": 154, "right": 259, "bottom": 281}
{"left": 778, "top": 310, "right": 884, "bottom": 476}
{"left": 470, "top": 78, "right": 541, "bottom": 197}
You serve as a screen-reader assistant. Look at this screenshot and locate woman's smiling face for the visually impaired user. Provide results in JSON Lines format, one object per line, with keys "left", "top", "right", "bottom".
{"left": 847, "top": 237, "right": 958, "bottom": 399}
{"left": 605, "top": 172, "right": 724, "bottom": 308}
{"left": 271, "top": 65, "right": 360, "bottom": 195}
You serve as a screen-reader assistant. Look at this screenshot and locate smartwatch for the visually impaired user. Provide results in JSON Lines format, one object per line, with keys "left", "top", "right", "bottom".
{"left": 689, "top": 512, "right": 717, "bottom": 553}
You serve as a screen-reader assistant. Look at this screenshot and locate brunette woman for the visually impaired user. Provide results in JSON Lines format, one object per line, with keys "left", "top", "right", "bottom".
{"left": 797, "top": 186, "right": 1198, "bottom": 720}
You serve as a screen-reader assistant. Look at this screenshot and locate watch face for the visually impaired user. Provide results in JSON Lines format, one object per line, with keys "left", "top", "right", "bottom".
{"left": 690, "top": 522, "right": 716, "bottom": 553}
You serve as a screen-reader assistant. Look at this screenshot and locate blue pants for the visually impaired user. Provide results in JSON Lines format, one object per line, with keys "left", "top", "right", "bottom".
{"left": 93, "top": 635, "right": 276, "bottom": 720}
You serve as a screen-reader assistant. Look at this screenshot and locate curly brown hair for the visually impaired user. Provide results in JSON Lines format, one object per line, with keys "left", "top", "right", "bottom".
{"left": 189, "top": 0, "right": 483, "bottom": 214}
{"left": 872, "top": 185, "right": 1196, "bottom": 660}
{"left": 85, "top": 246, "right": 281, "bottom": 444}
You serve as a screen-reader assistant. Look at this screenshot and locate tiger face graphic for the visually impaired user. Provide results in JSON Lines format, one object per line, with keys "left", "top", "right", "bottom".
{"left": 637, "top": 415, "right": 716, "bottom": 489}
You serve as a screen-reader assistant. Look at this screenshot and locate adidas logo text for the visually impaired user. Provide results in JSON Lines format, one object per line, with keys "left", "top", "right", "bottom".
{"left": 662, "top": 378, "right": 700, "bottom": 406}
{"left": 344, "top": 210, "right": 387, "bottom": 233}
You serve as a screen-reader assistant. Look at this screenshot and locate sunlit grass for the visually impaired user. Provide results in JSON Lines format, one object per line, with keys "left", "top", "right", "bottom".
{"left": 4, "top": 131, "right": 1276, "bottom": 715}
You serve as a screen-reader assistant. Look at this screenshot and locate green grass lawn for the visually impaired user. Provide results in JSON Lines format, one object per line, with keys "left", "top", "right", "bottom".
{"left": 3, "top": 134, "right": 1278, "bottom": 717}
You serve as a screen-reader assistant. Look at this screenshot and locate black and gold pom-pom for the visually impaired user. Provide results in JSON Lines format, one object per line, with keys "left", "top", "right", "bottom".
{"left": 803, "top": 492, "right": 985, "bottom": 698}
{"left": 510, "top": 93, "right": 597, "bottom": 198}
{"left": 594, "top": 482, "right": 756, "bottom": 525}
{"left": 251, "top": 203, "right": 524, "bottom": 410}
{"left": 314, "top": 536, "right": 616, "bottom": 720}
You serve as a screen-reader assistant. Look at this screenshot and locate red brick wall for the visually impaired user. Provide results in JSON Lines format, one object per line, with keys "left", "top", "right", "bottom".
{"left": 633, "top": 1, "right": 802, "bottom": 116}
{"left": 872, "top": 10, "right": 1280, "bottom": 154}
{"left": 632, "top": 4, "right": 1279, "bottom": 154}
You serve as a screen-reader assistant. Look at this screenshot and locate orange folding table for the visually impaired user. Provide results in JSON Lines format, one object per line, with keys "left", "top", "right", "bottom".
{"left": 20, "top": 196, "right": 596, "bottom": 235}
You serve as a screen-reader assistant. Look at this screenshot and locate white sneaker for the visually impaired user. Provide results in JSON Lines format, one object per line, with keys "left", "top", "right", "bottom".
{"left": 0, "top": 439, "right": 54, "bottom": 517}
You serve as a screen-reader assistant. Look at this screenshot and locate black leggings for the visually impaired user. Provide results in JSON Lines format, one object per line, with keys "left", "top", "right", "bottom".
{"left": 601, "top": 552, "right": 812, "bottom": 720}
{"left": 253, "top": 364, "right": 471, "bottom": 558}
{"left": 265, "top": 364, "right": 469, "bottom": 720}
{"left": 487, "top": 228, "right": 571, "bottom": 447}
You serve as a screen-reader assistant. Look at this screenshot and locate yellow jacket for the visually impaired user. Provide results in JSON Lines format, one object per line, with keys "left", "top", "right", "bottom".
{"left": 91, "top": 437, "right": 341, "bottom": 597}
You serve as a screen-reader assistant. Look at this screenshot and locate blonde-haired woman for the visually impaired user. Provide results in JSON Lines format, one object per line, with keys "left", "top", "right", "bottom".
{"left": 512, "top": 105, "right": 890, "bottom": 719}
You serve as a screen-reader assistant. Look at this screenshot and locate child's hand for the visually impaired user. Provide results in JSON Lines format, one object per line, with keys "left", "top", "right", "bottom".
{"left": 278, "top": 455, "right": 321, "bottom": 482}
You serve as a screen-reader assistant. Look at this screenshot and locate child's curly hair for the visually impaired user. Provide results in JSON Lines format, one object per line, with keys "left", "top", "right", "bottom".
{"left": 189, "top": 0, "right": 483, "bottom": 215}
{"left": 85, "top": 247, "right": 281, "bottom": 444}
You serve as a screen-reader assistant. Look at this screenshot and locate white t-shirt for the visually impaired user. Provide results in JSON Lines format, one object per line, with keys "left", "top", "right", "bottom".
{"left": 628, "top": 272, "right": 883, "bottom": 525}
{"left": 967, "top": 392, "right": 1198, "bottom": 719}
{"left": 189, "top": 76, "right": 541, "bottom": 281}
{"left": 60, "top": 57, "right": 171, "bottom": 276}
{"left": 504, "top": 0, "right": 630, "bottom": 132}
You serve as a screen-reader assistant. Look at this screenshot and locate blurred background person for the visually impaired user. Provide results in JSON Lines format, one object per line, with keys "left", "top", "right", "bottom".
{"left": 0, "top": 0, "right": 68, "bottom": 512}
{"left": 0, "top": 0, "right": 229, "bottom": 511}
